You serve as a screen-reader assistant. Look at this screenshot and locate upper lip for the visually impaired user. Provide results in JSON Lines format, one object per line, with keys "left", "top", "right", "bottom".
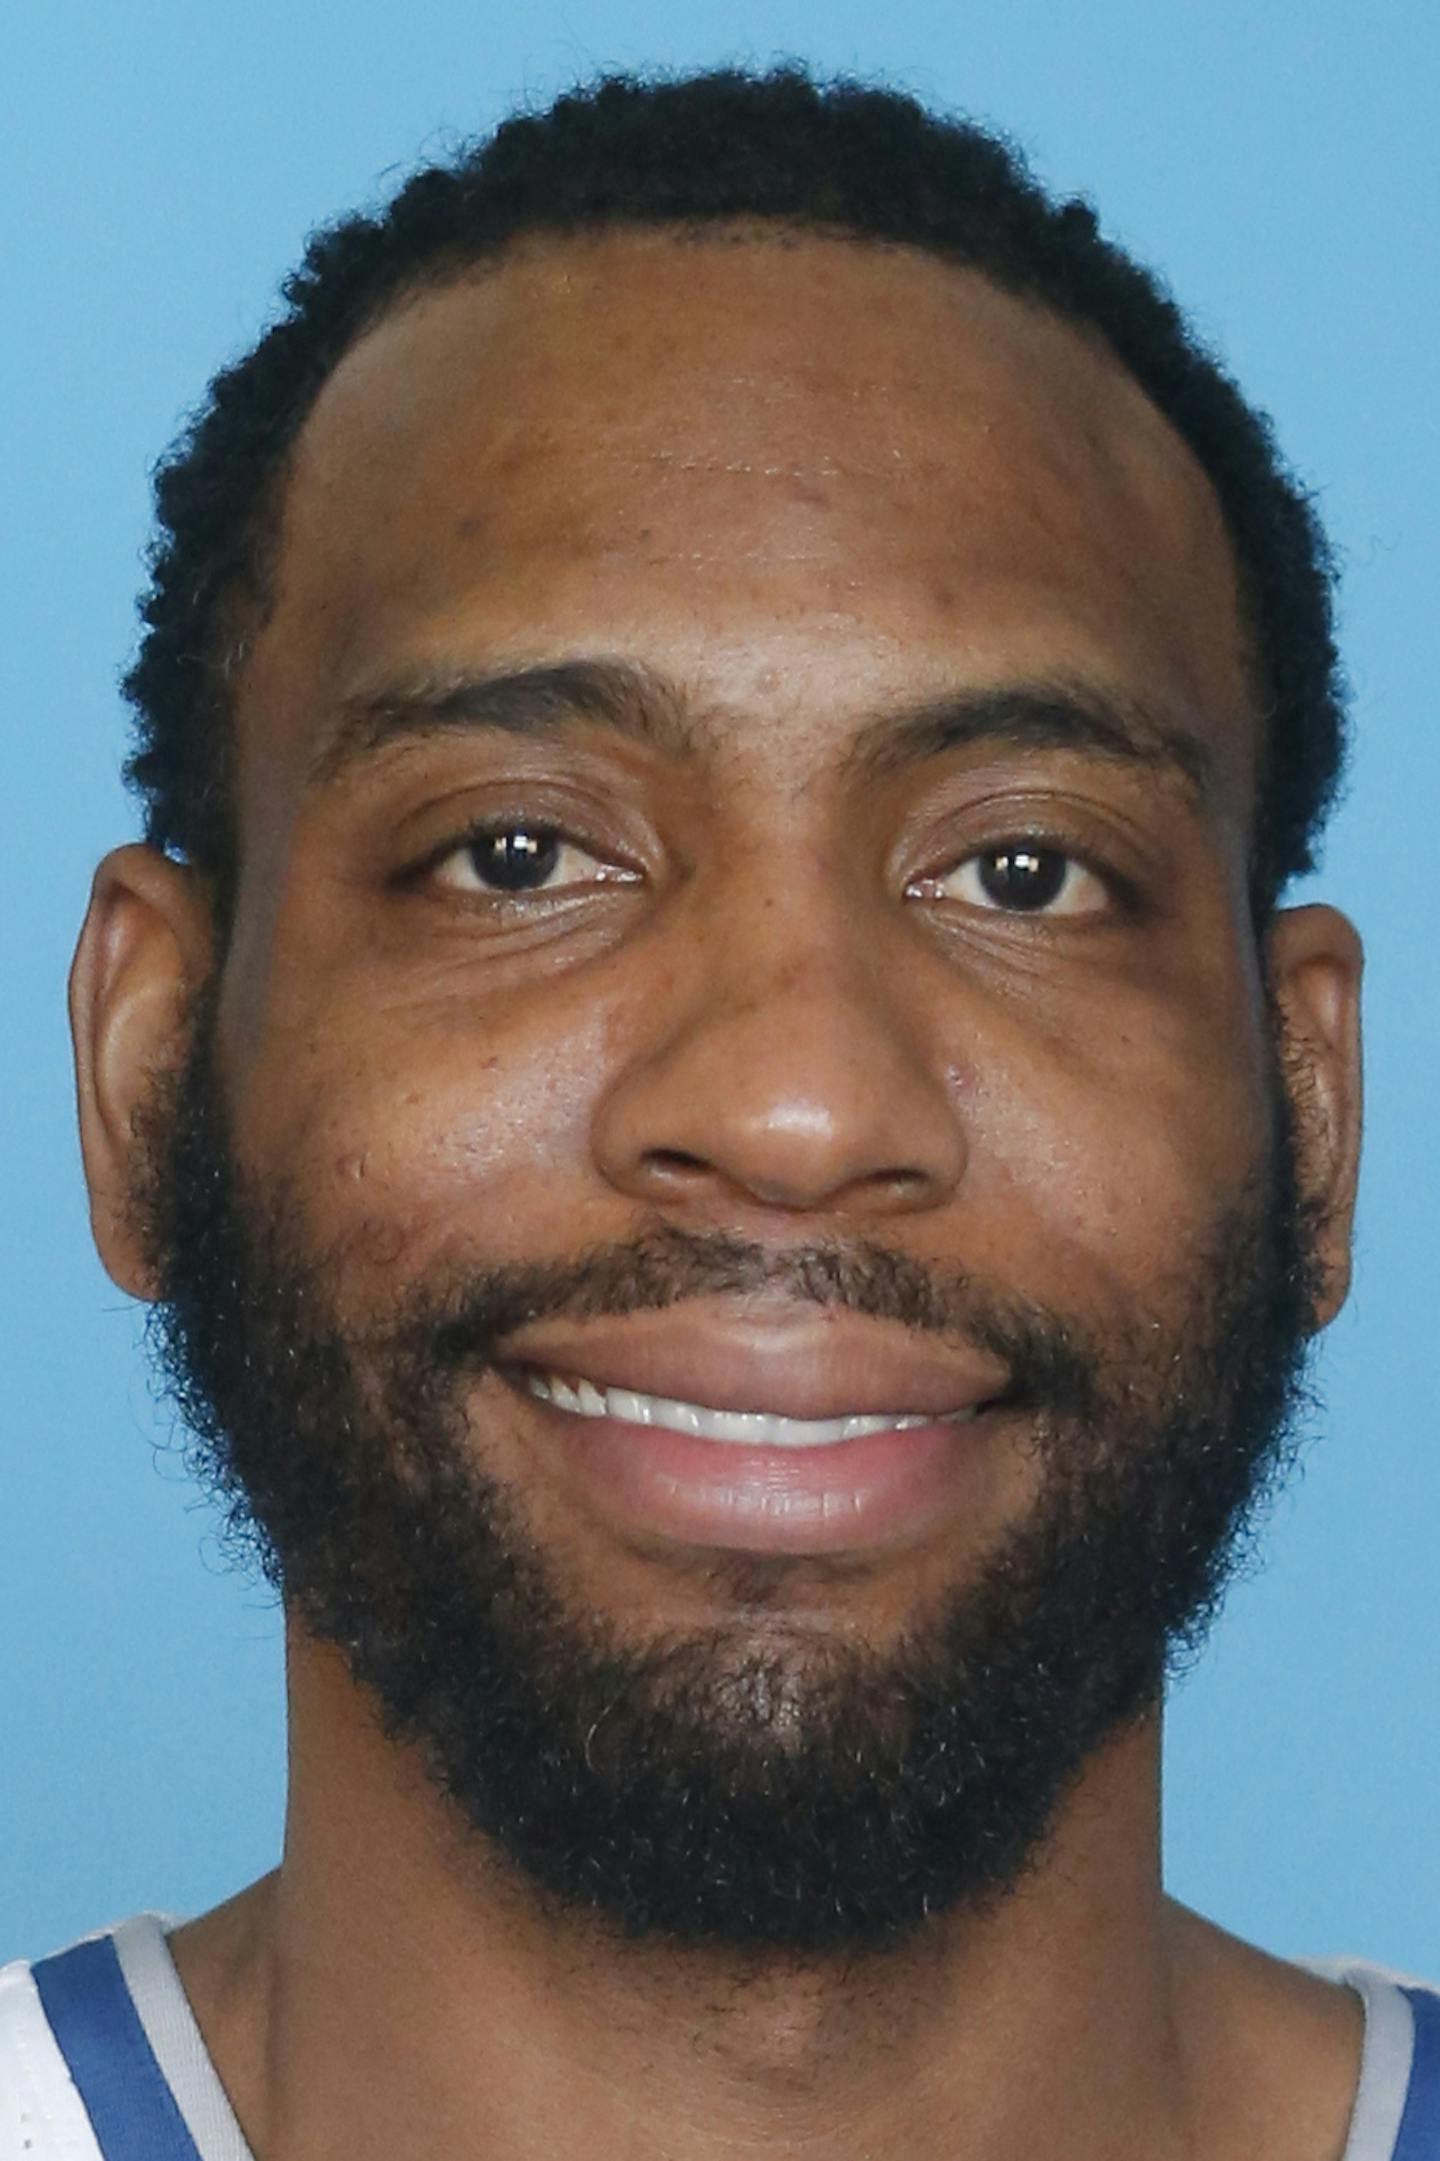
{"left": 495, "top": 1302, "right": 1010, "bottom": 1422}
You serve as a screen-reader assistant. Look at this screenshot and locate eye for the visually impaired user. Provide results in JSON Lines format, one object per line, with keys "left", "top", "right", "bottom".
{"left": 908, "top": 842, "right": 1111, "bottom": 918}
{"left": 429, "top": 824, "right": 637, "bottom": 898}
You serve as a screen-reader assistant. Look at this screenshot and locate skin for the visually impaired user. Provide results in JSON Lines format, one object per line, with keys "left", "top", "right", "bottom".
{"left": 71, "top": 227, "right": 1364, "bottom": 2160}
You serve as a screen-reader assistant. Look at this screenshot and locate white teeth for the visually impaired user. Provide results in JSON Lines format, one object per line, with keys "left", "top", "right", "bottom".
{"left": 608, "top": 1386, "right": 655, "bottom": 1427}
{"left": 522, "top": 1371, "right": 973, "bottom": 1449}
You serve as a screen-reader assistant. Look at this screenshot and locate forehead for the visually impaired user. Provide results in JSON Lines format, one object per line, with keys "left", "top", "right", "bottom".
{"left": 238, "top": 225, "right": 1253, "bottom": 805}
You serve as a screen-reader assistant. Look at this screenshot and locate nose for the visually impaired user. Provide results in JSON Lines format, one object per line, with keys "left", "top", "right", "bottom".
{"left": 591, "top": 879, "right": 968, "bottom": 1221}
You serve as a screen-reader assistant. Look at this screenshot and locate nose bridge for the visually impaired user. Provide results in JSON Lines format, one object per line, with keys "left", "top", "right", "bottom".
{"left": 592, "top": 850, "right": 968, "bottom": 1214}
{"left": 702, "top": 871, "right": 901, "bottom": 1048}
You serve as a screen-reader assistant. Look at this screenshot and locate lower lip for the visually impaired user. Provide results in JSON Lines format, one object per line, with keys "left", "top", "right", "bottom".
{"left": 527, "top": 1395, "right": 991, "bottom": 1556}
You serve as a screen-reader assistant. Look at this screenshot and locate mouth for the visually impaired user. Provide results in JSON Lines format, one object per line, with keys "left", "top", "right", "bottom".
{"left": 495, "top": 1313, "right": 1011, "bottom": 1559}
{"left": 519, "top": 1367, "right": 982, "bottom": 1451}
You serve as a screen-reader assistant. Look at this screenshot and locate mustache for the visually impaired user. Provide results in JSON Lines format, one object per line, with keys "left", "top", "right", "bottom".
{"left": 404, "top": 1222, "right": 1102, "bottom": 1420}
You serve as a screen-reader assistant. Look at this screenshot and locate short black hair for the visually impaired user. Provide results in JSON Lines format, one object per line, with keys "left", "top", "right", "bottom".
{"left": 123, "top": 66, "right": 1346, "bottom": 922}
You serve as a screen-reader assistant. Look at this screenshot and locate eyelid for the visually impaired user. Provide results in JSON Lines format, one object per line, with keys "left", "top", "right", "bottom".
{"left": 904, "top": 832, "right": 1141, "bottom": 920}
{"left": 406, "top": 815, "right": 642, "bottom": 900}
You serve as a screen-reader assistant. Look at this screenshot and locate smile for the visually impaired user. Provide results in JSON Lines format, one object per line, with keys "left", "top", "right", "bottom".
{"left": 520, "top": 1369, "right": 979, "bottom": 1450}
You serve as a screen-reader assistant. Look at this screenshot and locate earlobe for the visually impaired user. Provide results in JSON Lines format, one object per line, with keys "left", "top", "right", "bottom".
{"left": 69, "top": 845, "right": 215, "bottom": 1299}
{"left": 1263, "top": 902, "right": 1364, "bottom": 1332}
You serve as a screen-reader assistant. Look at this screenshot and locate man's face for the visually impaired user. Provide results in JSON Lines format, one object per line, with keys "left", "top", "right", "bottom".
{"left": 126, "top": 229, "right": 1344, "bottom": 1953}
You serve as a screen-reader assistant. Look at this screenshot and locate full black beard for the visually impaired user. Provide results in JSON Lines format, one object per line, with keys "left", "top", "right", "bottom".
{"left": 137, "top": 990, "right": 1323, "bottom": 1959}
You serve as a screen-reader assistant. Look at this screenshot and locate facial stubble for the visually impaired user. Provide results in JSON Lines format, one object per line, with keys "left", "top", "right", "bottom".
{"left": 137, "top": 987, "right": 1324, "bottom": 1959}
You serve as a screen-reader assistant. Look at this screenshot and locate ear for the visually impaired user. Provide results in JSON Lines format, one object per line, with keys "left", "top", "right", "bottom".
{"left": 1262, "top": 902, "right": 1364, "bottom": 1331}
{"left": 70, "top": 845, "right": 215, "bottom": 1299}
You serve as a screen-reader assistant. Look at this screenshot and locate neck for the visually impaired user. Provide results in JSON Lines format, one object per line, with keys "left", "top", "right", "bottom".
{"left": 169, "top": 1634, "right": 1361, "bottom": 2161}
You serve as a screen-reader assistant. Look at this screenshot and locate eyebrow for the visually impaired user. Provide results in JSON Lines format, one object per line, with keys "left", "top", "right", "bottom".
{"left": 842, "top": 678, "right": 1216, "bottom": 803}
{"left": 312, "top": 659, "right": 698, "bottom": 784}
{"left": 314, "top": 654, "right": 1217, "bottom": 806}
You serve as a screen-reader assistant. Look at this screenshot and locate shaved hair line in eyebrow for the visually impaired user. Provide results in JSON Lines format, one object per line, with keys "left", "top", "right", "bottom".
{"left": 311, "top": 657, "right": 700, "bottom": 785}
{"left": 843, "top": 680, "right": 1218, "bottom": 802}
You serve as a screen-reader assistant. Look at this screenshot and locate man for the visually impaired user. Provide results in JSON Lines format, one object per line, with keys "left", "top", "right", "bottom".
{"left": 0, "top": 62, "right": 1420, "bottom": 2161}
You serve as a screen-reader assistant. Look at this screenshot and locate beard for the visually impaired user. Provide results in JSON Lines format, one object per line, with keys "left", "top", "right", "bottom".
{"left": 136, "top": 986, "right": 1324, "bottom": 1961}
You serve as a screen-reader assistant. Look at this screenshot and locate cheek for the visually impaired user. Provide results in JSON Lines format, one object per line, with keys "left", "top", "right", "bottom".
{"left": 225, "top": 969, "right": 620, "bottom": 1293}
{"left": 959, "top": 978, "right": 1275, "bottom": 1306}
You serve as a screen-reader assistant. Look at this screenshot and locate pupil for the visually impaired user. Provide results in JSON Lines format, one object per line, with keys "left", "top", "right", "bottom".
{"left": 476, "top": 828, "right": 561, "bottom": 891}
{"left": 980, "top": 847, "right": 1066, "bottom": 910}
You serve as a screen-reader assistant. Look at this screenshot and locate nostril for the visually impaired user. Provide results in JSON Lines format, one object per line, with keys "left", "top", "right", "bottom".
{"left": 646, "top": 1148, "right": 711, "bottom": 1178}
{"left": 881, "top": 1168, "right": 932, "bottom": 1199}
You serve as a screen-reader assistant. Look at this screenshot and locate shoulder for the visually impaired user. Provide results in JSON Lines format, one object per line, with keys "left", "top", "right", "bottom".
{"left": 1312, "top": 1959, "right": 1440, "bottom": 2161}
{"left": 0, "top": 1949, "right": 100, "bottom": 2161}
{"left": 0, "top": 1916, "right": 182, "bottom": 2161}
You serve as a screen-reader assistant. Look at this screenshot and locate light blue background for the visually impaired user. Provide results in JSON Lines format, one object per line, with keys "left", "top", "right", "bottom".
{"left": 4, "top": 0, "right": 1437, "bottom": 1969}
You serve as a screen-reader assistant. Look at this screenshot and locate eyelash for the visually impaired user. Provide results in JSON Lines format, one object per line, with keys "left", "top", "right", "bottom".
{"left": 408, "top": 817, "right": 1139, "bottom": 924}
{"left": 408, "top": 821, "right": 636, "bottom": 904}
{"left": 907, "top": 835, "right": 1141, "bottom": 921}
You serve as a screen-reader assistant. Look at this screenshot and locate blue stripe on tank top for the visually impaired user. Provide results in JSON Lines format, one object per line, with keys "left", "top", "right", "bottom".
{"left": 31, "top": 1936, "right": 203, "bottom": 2161}
{"left": 1394, "top": 1989, "right": 1440, "bottom": 2159}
